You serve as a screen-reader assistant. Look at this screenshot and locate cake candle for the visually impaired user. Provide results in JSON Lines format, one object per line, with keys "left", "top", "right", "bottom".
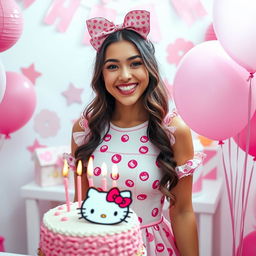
{"left": 112, "top": 164, "right": 118, "bottom": 188}
{"left": 87, "top": 156, "right": 94, "bottom": 187}
{"left": 62, "top": 159, "right": 71, "bottom": 212}
{"left": 101, "top": 162, "right": 107, "bottom": 191}
{"left": 77, "top": 160, "right": 83, "bottom": 207}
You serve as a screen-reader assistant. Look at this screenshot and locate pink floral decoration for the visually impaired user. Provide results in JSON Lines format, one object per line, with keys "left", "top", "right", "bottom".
{"left": 204, "top": 23, "right": 217, "bottom": 41}
{"left": 166, "top": 38, "right": 194, "bottom": 65}
{"left": 34, "top": 109, "right": 60, "bottom": 138}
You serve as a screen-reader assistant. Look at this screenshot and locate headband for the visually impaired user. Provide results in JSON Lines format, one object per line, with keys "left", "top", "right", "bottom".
{"left": 86, "top": 10, "right": 150, "bottom": 51}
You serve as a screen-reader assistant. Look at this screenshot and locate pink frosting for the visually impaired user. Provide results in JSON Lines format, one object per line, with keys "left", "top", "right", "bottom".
{"left": 40, "top": 224, "right": 143, "bottom": 256}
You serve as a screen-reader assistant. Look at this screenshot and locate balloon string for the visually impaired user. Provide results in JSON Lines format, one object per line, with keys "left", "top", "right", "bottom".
{"left": 228, "top": 138, "right": 235, "bottom": 236}
{"left": 220, "top": 142, "right": 236, "bottom": 256}
{"left": 234, "top": 133, "right": 242, "bottom": 252}
{"left": 238, "top": 73, "right": 253, "bottom": 255}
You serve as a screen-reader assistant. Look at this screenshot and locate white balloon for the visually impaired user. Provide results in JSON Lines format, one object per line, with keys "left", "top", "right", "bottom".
{"left": 0, "top": 60, "right": 6, "bottom": 103}
{"left": 213, "top": 0, "right": 256, "bottom": 73}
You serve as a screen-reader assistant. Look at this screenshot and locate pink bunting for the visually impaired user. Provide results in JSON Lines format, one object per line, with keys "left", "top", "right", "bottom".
{"left": 44, "top": 0, "right": 81, "bottom": 33}
{"left": 21, "top": 0, "right": 36, "bottom": 9}
{"left": 171, "top": 0, "right": 207, "bottom": 26}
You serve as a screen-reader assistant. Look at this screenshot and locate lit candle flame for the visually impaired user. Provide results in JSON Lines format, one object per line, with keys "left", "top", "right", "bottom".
{"left": 62, "top": 159, "right": 69, "bottom": 177}
{"left": 112, "top": 164, "right": 118, "bottom": 179}
{"left": 87, "top": 157, "right": 93, "bottom": 176}
{"left": 102, "top": 162, "right": 107, "bottom": 176}
{"left": 77, "top": 160, "right": 83, "bottom": 176}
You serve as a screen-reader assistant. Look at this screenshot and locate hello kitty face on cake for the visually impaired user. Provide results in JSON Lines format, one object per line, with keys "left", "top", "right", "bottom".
{"left": 79, "top": 187, "right": 133, "bottom": 225}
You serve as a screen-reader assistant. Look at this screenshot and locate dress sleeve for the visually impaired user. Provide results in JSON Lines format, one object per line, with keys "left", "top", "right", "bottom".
{"left": 63, "top": 114, "right": 90, "bottom": 172}
{"left": 175, "top": 152, "right": 206, "bottom": 179}
{"left": 73, "top": 114, "right": 91, "bottom": 146}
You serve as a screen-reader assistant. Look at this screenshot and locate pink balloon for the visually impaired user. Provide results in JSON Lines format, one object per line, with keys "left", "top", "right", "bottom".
{"left": 0, "top": 72, "right": 36, "bottom": 138}
{"left": 0, "top": 0, "right": 23, "bottom": 52}
{"left": 213, "top": 0, "right": 256, "bottom": 73}
{"left": 233, "top": 111, "right": 256, "bottom": 158}
{"left": 173, "top": 41, "right": 256, "bottom": 141}
{"left": 237, "top": 231, "right": 256, "bottom": 256}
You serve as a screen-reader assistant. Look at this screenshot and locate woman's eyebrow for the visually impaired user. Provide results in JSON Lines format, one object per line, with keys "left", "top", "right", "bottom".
{"left": 104, "top": 55, "right": 142, "bottom": 64}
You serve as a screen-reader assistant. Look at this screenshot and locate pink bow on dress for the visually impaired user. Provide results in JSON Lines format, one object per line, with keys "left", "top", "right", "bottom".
{"left": 86, "top": 10, "right": 150, "bottom": 51}
{"left": 106, "top": 188, "right": 132, "bottom": 208}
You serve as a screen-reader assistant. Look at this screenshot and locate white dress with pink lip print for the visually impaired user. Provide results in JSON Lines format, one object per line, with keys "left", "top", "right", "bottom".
{"left": 64, "top": 112, "right": 205, "bottom": 256}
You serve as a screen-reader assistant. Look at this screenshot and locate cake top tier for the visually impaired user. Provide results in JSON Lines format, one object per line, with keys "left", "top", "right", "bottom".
{"left": 43, "top": 202, "right": 139, "bottom": 237}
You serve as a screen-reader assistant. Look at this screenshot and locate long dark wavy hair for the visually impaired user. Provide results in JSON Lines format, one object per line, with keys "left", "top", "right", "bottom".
{"left": 75, "top": 29, "right": 178, "bottom": 200}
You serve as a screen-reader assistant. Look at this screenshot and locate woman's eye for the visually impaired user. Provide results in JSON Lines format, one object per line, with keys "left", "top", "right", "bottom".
{"left": 131, "top": 61, "right": 143, "bottom": 67}
{"left": 106, "top": 64, "right": 118, "bottom": 70}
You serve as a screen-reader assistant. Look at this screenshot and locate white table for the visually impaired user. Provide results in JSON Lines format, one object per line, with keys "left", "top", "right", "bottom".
{"left": 21, "top": 179, "right": 222, "bottom": 256}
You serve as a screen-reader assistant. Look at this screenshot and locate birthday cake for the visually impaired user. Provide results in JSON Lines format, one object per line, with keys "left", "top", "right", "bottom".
{"left": 39, "top": 187, "right": 145, "bottom": 256}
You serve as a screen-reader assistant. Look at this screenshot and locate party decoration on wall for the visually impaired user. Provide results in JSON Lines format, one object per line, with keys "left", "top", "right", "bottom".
{"left": 0, "top": 0, "right": 23, "bottom": 52}
{"left": 171, "top": 0, "right": 207, "bottom": 26}
{"left": 44, "top": 0, "right": 81, "bottom": 33}
{"left": 62, "top": 83, "right": 83, "bottom": 105}
{"left": 27, "top": 139, "right": 46, "bottom": 154}
{"left": 134, "top": 3, "right": 162, "bottom": 43}
{"left": 204, "top": 23, "right": 217, "bottom": 41}
{"left": 173, "top": 40, "right": 256, "bottom": 141}
{"left": 213, "top": 0, "right": 256, "bottom": 74}
{"left": 34, "top": 109, "right": 60, "bottom": 138}
{"left": 21, "top": 0, "right": 36, "bottom": 9}
{"left": 83, "top": 4, "right": 117, "bottom": 46}
{"left": 166, "top": 38, "right": 194, "bottom": 65}
{"left": 0, "top": 60, "right": 6, "bottom": 103}
{"left": 233, "top": 111, "right": 256, "bottom": 158}
{"left": 0, "top": 72, "right": 36, "bottom": 139}
{"left": 21, "top": 63, "right": 42, "bottom": 85}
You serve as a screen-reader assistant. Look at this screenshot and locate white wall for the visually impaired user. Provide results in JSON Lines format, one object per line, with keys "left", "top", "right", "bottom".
{"left": 2, "top": 0, "right": 255, "bottom": 255}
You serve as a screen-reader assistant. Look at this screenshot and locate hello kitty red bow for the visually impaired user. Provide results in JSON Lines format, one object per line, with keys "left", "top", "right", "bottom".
{"left": 106, "top": 188, "right": 132, "bottom": 208}
{"left": 86, "top": 10, "right": 150, "bottom": 51}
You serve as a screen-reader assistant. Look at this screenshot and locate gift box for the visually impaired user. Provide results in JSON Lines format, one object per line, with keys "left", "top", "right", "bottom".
{"left": 202, "top": 143, "right": 221, "bottom": 181}
{"left": 192, "top": 139, "right": 221, "bottom": 196}
{"left": 34, "top": 145, "right": 70, "bottom": 187}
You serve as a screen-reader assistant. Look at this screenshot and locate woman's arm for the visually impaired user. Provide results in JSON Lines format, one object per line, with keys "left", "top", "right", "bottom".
{"left": 169, "top": 117, "right": 199, "bottom": 256}
{"left": 71, "top": 119, "right": 89, "bottom": 202}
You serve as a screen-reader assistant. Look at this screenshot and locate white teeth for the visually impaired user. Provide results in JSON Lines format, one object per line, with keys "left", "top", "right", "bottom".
{"left": 117, "top": 84, "right": 137, "bottom": 91}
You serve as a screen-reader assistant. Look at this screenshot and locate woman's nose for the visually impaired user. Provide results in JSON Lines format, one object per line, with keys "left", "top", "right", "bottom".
{"left": 119, "top": 67, "right": 132, "bottom": 81}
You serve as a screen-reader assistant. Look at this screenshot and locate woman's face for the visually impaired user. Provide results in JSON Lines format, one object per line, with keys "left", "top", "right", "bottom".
{"left": 102, "top": 40, "right": 149, "bottom": 108}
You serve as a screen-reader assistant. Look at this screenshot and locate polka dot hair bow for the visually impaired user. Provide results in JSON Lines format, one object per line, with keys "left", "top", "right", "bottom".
{"left": 86, "top": 10, "right": 150, "bottom": 51}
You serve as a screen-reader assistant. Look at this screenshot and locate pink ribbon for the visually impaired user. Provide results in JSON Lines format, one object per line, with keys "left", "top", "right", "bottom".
{"left": 106, "top": 188, "right": 132, "bottom": 208}
{"left": 86, "top": 10, "right": 150, "bottom": 51}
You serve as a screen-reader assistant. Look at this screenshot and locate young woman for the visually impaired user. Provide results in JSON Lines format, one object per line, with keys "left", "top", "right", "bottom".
{"left": 65, "top": 10, "right": 204, "bottom": 256}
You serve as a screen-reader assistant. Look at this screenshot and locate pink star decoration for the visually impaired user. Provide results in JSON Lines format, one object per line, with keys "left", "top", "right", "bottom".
{"left": 62, "top": 83, "right": 84, "bottom": 106}
{"left": 21, "top": 63, "right": 42, "bottom": 85}
{"left": 27, "top": 139, "right": 47, "bottom": 154}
